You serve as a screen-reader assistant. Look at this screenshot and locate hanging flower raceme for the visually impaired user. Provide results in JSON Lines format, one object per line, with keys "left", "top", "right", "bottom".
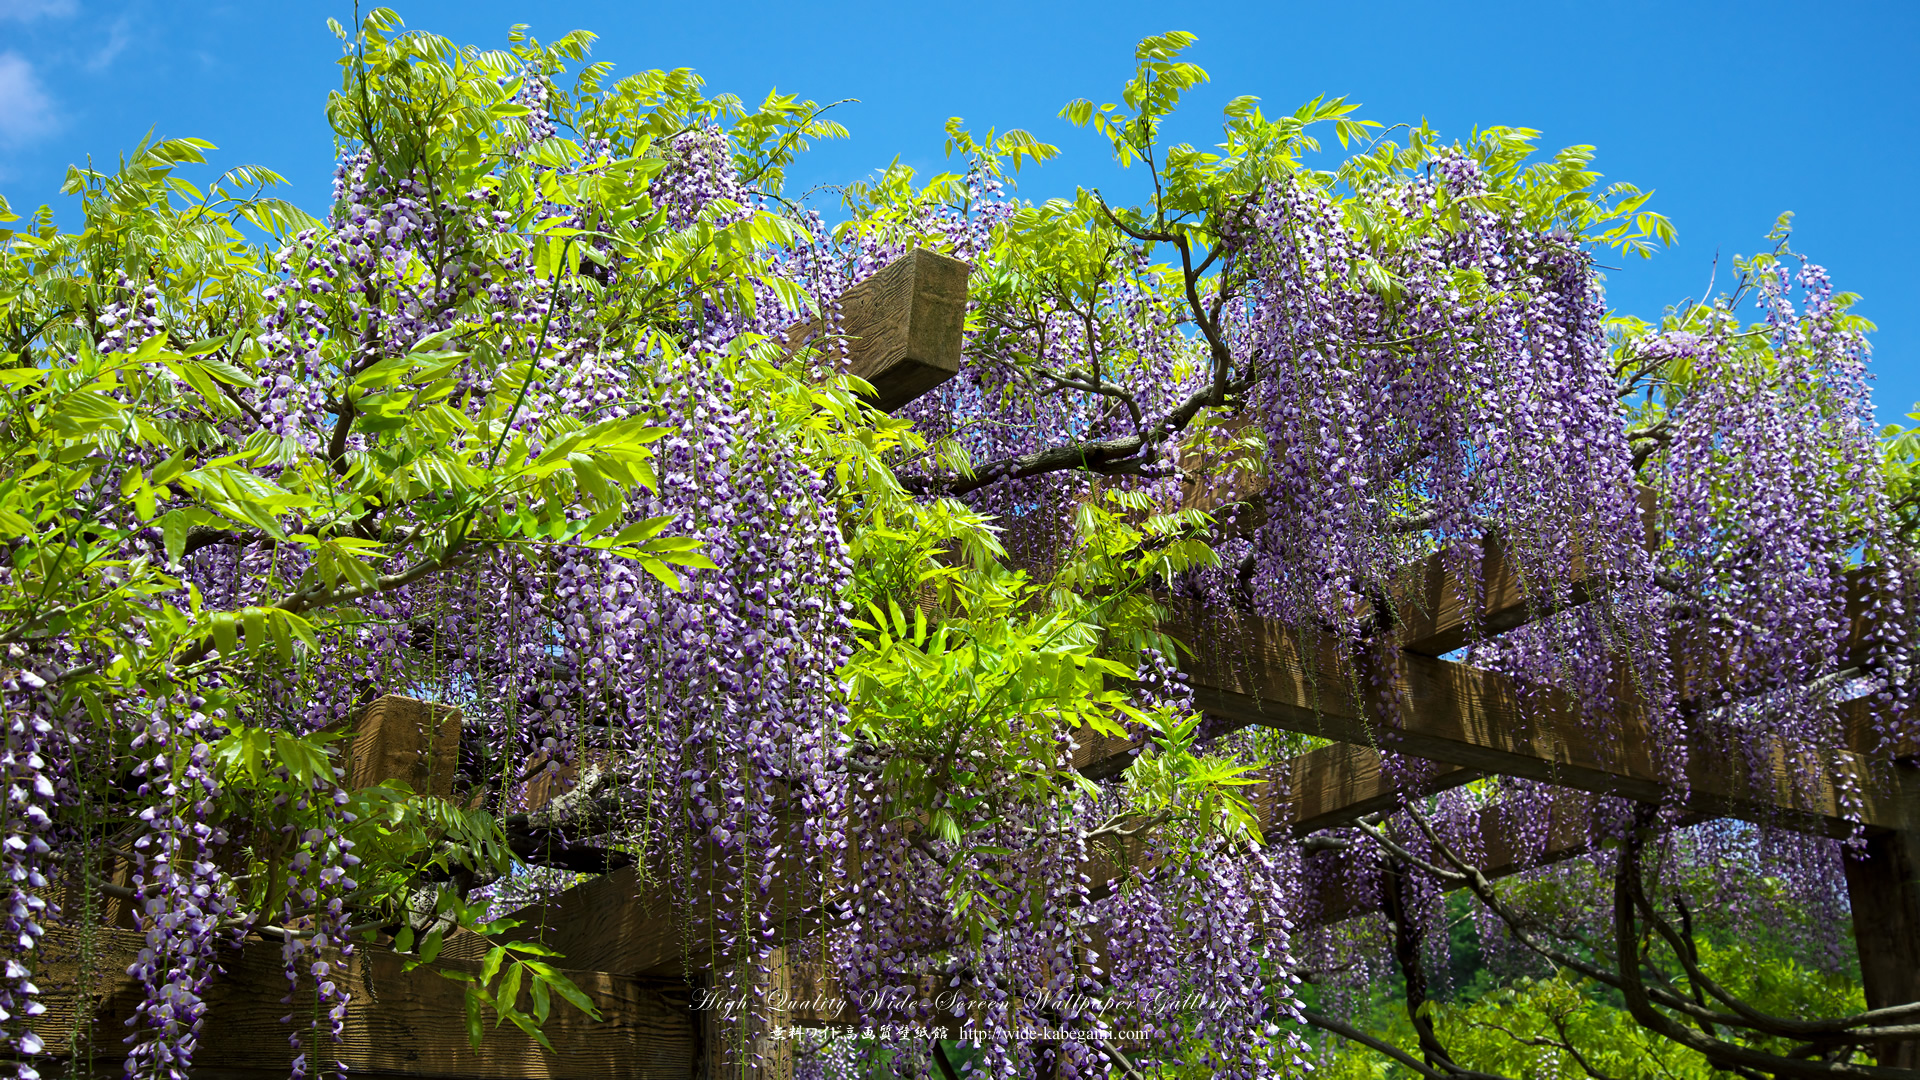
{"left": 1638, "top": 253, "right": 1913, "bottom": 771}
{"left": 123, "top": 702, "right": 233, "bottom": 1080}
{"left": 1, "top": 668, "right": 59, "bottom": 1077}
{"left": 1231, "top": 165, "right": 1651, "bottom": 644}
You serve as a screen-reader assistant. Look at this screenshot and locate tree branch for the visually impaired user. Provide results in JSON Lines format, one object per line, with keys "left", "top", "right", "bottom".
{"left": 918, "top": 377, "right": 1246, "bottom": 496}
{"left": 1362, "top": 805, "right": 1919, "bottom": 1076}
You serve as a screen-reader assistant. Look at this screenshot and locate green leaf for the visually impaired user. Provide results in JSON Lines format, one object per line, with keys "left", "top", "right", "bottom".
{"left": 540, "top": 969, "right": 603, "bottom": 1020}
{"left": 610, "top": 516, "right": 670, "bottom": 545}
{"left": 497, "top": 963, "right": 524, "bottom": 1018}
{"left": 570, "top": 457, "right": 611, "bottom": 506}
{"left": 151, "top": 450, "right": 189, "bottom": 487}
{"left": 464, "top": 986, "right": 484, "bottom": 1048}
{"left": 504, "top": 1007, "right": 553, "bottom": 1051}
{"left": 210, "top": 611, "right": 239, "bottom": 658}
{"left": 480, "top": 944, "right": 506, "bottom": 987}
{"left": 211, "top": 726, "right": 271, "bottom": 782}
{"left": 637, "top": 558, "right": 682, "bottom": 590}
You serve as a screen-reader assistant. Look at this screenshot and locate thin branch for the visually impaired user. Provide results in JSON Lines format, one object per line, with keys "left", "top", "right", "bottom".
{"left": 1300, "top": 1007, "right": 1513, "bottom": 1080}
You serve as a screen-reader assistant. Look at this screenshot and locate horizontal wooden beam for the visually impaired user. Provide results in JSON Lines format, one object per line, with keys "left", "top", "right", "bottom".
{"left": 1393, "top": 490, "right": 1664, "bottom": 657}
{"left": 1170, "top": 603, "right": 1915, "bottom": 836}
{"left": 495, "top": 822, "right": 824, "bottom": 979}
{"left": 1394, "top": 537, "right": 1574, "bottom": 658}
{"left": 1304, "top": 787, "right": 1686, "bottom": 925}
{"left": 35, "top": 929, "right": 695, "bottom": 1079}
{"left": 1279, "top": 743, "right": 1478, "bottom": 836}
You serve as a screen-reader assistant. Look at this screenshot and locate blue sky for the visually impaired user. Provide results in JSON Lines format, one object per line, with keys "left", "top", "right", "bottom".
{"left": 2, "top": 0, "right": 1915, "bottom": 426}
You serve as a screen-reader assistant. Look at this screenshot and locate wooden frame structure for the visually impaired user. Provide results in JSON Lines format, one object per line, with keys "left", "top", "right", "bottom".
{"left": 38, "top": 249, "right": 1920, "bottom": 1076}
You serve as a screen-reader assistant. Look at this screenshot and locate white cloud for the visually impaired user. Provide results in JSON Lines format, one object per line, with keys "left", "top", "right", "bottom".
{"left": 87, "top": 14, "right": 130, "bottom": 70}
{"left": 0, "top": 0, "right": 77, "bottom": 21}
{"left": 0, "top": 53, "right": 58, "bottom": 143}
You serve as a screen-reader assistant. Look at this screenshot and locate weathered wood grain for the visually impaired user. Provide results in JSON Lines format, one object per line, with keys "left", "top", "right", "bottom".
{"left": 1393, "top": 490, "right": 1662, "bottom": 657}
{"left": 343, "top": 695, "right": 463, "bottom": 799}
{"left": 1171, "top": 603, "right": 1915, "bottom": 834}
{"left": 785, "top": 248, "right": 971, "bottom": 412}
{"left": 34, "top": 929, "right": 695, "bottom": 1079}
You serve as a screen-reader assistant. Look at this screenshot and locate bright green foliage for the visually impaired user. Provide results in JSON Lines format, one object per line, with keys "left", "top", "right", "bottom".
{"left": 1303, "top": 939, "right": 1864, "bottom": 1080}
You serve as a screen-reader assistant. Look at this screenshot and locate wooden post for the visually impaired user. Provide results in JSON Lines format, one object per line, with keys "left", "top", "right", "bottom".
{"left": 697, "top": 948, "right": 793, "bottom": 1080}
{"left": 343, "top": 694, "right": 463, "bottom": 798}
{"left": 1842, "top": 761, "right": 1920, "bottom": 1069}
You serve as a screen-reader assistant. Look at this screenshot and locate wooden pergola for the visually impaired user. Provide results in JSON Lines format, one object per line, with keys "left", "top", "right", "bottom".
{"left": 38, "top": 250, "right": 1920, "bottom": 1077}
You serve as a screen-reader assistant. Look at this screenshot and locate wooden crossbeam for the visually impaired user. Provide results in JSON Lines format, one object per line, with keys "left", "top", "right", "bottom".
{"left": 1078, "top": 733, "right": 1475, "bottom": 838}
{"left": 495, "top": 823, "right": 823, "bottom": 978}
{"left": 1169, "top": 603, "right": 1915, "bottom": 835}
{"left": 1394, "top": 537, "right": 1577, "bottom": 658}
{"left": 35, "top": 929, "right": 696, "bottom": 1079}
{"left": 495, "top": 744, "right": 1474, "bottom": 992}
{"left": 1303, "top": 787, "right": 1678, "bottom": 925}
{"left": 1281, "top": 744, "right": 1478, "bottom": 836}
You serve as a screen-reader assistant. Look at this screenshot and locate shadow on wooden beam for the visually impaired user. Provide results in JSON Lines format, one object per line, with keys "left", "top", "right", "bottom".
{"left": 34, "top": 929, "right": 696, "bottom": 1079}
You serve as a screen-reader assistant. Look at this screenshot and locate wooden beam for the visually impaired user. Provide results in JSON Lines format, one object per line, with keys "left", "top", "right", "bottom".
{"left": 1071, "top": 725, "right": 1143, "bottom": 780}
{"left": 500, "top": 743, "right": 1474, "bottom": 999}
{"left": 35, "top": 929, "right": 695, "bottom": 1079}
{"left": 495, "top": 828, "right": 825, "bottom": 979}
{"left": 342, "top": 695, "right": 463, "bottom": 799}
{"left": 1280, "top": 743, "right": 1477, "bottom": 836}
{"left": 785, "top": 248, "right": 971, "bottom": 412}
{"left": 495, "top": 866, "right": 675, "bottom": 974}
{"left": 1305, "top": 788, "right": 1630, "bottom": 925}
{"left": 1170, "top": 603, "right": 1916, "bottom": 835}
{"left": 1394, "top": 537, "right": 1572, "bottom": 658}
{"left": 1394, "top": 490, "right": 1662, "bottom": 657}
{"left": 1075, "top": 744, "right": 1474, "bottom": 908}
